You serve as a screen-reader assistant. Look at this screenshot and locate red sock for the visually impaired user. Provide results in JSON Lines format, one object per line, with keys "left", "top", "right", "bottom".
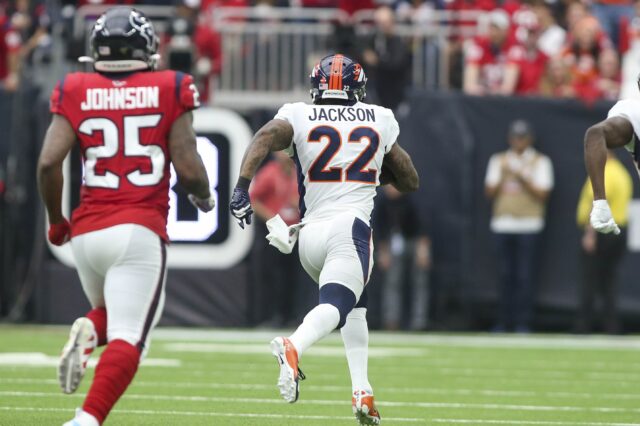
{"left": 82, "top": 339, "right": 140, "bottom": 424}
{"left": 85, "top": 308, "right": 107, "bottom": 346}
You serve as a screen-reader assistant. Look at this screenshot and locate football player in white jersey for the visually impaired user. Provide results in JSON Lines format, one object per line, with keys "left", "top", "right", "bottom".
{"left": 230, "top": 54, "right": 419, "bottom": 425}
{"left": 585, "top": 92, "right": 640, "bottom": 234}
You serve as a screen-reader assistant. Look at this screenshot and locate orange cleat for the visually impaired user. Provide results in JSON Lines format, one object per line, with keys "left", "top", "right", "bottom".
{"left": 352, "top": 390, "right": 381, "bottom": 425}
{"left": 270, "top": 337, "right": 306, "bottom": 403}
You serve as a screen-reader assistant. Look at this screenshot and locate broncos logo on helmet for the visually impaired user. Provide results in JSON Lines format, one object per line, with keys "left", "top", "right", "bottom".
{"left": 81, "top": 7, "right": 159, "bottom": 73}
{"left": 310, "top": 54, "right": 367, "bottom": 104}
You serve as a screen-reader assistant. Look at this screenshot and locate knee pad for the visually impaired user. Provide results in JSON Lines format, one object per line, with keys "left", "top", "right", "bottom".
{"left": 319, "top": 283, "right": 356, "bottom": 328}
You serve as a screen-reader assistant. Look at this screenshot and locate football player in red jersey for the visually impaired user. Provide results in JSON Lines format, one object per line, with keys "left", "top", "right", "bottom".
{"left": 36, "top": 7, "right": 215, "bottom": 426}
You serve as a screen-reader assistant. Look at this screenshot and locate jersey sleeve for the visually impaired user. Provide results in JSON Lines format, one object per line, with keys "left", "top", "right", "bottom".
{"left": 273, "top": 103, "right": 296, "bottom": 155}
{"left": 607, "top": 99, "right": 640, "bottom": 153}
{"left": 177, "top": 72, "right": 201, "bottom": 115}
{"left": 384, "top": 110, "right": 400, "bottom": 154}
{"left": 49, "top": 78, "right": 67, "bottom": 117}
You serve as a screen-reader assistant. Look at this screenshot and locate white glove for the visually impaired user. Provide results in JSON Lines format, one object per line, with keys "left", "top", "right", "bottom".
{"left": 590, "top": 199, "right": 620, "bottom": 235}
{"left": 188, "top": 193, "right": 216, "bottom": 213}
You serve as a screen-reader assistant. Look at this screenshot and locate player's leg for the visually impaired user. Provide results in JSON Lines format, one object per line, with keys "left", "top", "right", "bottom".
{"left": 58, "top": 235, "right": 110, "bottom": 395}
{"left": 74, "top": 224, "right": 167, "bottom": 426}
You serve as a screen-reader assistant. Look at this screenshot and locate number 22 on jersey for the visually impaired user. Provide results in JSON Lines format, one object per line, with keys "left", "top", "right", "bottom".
{"left": 307, "top": 125, "right": 380, "bottom": 184}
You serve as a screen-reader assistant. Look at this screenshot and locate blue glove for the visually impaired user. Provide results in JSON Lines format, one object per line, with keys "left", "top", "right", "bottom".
{"left": 230, "top": 187, "right": 253, "bottom": 229}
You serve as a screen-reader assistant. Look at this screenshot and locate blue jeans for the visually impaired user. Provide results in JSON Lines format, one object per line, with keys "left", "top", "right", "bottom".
{"left": 494, "top": 232, "right": 539, "bottom": 331}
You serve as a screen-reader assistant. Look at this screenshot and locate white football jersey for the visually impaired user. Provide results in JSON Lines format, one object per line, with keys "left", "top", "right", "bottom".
{"left": 274, "top": 101, "right": 399, "bottom": 224}
{"left": 608, "top": 99, "right": 640, "bottom": 166}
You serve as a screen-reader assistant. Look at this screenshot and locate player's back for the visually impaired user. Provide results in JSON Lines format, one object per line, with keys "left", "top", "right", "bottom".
{"left": 50, "top": 69, "right": 199, "bottom": 241}
{"left": 275, "top": 101, "right": 399, "bottom": 224}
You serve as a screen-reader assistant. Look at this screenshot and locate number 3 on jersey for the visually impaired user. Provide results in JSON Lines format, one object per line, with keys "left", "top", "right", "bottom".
{"left": 308, "top": 125, "right": 380, "bottom": 184}
{"left": 79, "top": 115, "right": 164, "bottom": 188}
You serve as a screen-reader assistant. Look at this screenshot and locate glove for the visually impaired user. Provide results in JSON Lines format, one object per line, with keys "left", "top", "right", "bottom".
{"left": 48, "top": 218, "right": 71, "bottom": 246}
{"left": 229, "top": 187, "right": 253, "bottom": 229}
{"left": 188, "top": 193, "right": 216, "bottom": 213}
{"left": 590, "top": 199, "right": 621, "bottom": 235}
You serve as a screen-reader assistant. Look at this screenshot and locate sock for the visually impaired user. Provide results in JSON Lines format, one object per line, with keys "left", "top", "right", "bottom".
{"left": 289, "top": 303, "right": 340, "bottom": 356}
{"left": 85, "top": 308, "right": 107, "bottom": 346}
{"left": 340, "top": 307, "right": 373, "bottom": 393}
{"left": 82, "top": 339, "right": 140, "bottom": 424}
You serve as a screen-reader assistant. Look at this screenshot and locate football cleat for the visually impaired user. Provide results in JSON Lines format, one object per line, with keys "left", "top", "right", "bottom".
{"left": 58, "top": 317, "right": 97, "bottom": 394}
{"left": 352, "top": 390, "right": 381, "bottom": 425}
{"left": 62, "top": 408, "right": 99, "bottom": 426}
{"left": 270, "top": 336, "right": 306, "bottom": 403}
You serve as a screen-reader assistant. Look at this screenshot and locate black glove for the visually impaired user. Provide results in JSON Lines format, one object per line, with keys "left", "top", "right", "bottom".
{"left": 229, "top": 179, "right": 253, "bottom": 229}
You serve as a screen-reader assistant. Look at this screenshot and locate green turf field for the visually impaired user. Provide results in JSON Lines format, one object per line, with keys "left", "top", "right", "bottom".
{"left": 1, "top": 326, "right": 639, "bottom": 425}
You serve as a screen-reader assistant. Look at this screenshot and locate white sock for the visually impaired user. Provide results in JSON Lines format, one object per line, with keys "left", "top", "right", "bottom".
{"left": 289, "top": 303, "right": 340, "bottom": 356}
{"left": 340, "top": 307, "right": 373, "bottom": 393}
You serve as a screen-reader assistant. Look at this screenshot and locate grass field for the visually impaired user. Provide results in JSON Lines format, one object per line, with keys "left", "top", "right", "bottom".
{"left": 1, "top": 326, "right": 640, "bottom": 425}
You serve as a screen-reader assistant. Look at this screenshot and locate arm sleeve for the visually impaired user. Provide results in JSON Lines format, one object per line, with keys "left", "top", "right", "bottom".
{"left": 49, "top": 78, "right": 67, "bottom": 116}
{"left": 177, "top": 72, "right": 201, "bottom": 115}
{"left": 484, "top": 155, "right": 501, "bottom": 187}
{"left": 533, "top": 156, "right": 554, "bottom": 190}
{"left": 607, "top": 99, "right": 640, "bottom": 151}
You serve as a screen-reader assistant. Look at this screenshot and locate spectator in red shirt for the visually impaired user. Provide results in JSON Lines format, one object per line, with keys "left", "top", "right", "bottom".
{"left": 248, "top": 151, "right": 301, "bottom": 327}
{"left": 539, "top": 55, "right": 576, "bottom": 98}
{"left": 464, "top": 9, "right": 523, "bottom": 96}
{"left": 509, "top": 19, "right": 549, "bottom": 95}
{"left": 594, "top": 47, "right": 621, "bottom": 99}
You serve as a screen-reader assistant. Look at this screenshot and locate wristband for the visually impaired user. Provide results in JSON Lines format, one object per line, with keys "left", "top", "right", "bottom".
{"left": 236, "top": 176, "right": 251, "bottom": 191}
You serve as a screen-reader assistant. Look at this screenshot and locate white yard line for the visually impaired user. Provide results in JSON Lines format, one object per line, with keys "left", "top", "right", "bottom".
{"left": 2, "top": 391, "right": 640, "bottom": 415}
{"left": 0, "top": 406, "right": 422, "bottom": 423}
{"left": 4, "top": 377, "right": 640, "bottom": 401}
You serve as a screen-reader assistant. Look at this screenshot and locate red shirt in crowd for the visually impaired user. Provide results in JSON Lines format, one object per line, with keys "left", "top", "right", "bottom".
{"left": 465, "top": 36, "right": 523, "bottom": 92}
{"left": 509, "top": 47, "right": 549, "bottom": 95}
{"left": 250, "top": 160, "right": 300, "bottom": 226}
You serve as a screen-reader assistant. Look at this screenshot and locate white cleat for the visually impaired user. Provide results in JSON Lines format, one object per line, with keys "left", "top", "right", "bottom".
{"left": 58, "top": 317, "right": 97, "bottom": 394}
{"left": 352, "top": 390, "right": 381, "bottom": 425}
{"left": 270, "top": 336, "right": 305, "bottom": 403}
{"left": 62, "top": 408, "right": 99, "bottom": 426}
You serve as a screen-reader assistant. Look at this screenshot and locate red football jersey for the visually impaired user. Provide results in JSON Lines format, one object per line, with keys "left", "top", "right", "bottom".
{"left": 49, "top": 70, "right": 200, "bottom": 242}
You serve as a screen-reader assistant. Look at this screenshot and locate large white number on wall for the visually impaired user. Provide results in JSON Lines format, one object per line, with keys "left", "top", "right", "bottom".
{"left": 167, "top": 136, "right": 219, "bottom": 241}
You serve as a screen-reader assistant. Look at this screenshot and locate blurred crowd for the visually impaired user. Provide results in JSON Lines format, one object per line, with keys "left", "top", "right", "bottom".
{"left": 4, "top": 0, "right": 640, "bottom": 103}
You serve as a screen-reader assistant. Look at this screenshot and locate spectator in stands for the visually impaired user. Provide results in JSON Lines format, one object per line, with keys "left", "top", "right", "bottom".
{"left": 397, "top": 0, "right": 436, "bottom": 25}
{"left": 374, "top": 185, "right": 431, "bottom": 331}
{"left": 575, "top": 150, "right": 631, "bottom": 334}
{"left": 360, "top": 6, "right": 410, "bottom": 110}
{"left": 463, "top": 9, "right": 522, "bottom": 96}
{"left": 509, "top": 17, "right": 549, "bottom": 96}
{"left": 591, "top": 0, "right": 634, "bottom": 48}
{"left": 532, "top": 0, "right": 567, "bottom": 57}
{"left": 595, "top": 48, "right": 621, "bottom": 99}
{"left": 620, "top": 0, "right": 640, "bottom": 98}
{"left": 563, "top": 16, "right": 615, "bottom": 102}
{"left": 249, "top": 152, "right": 300, "bottom": 327}
{"left": 539, "top": 55, "right": 575, "bottom": 97}
{"left": 484, "top": 120, "right": 554, "bottom": 332}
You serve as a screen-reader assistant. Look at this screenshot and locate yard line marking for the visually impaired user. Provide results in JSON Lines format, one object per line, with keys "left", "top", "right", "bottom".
{"left": 430, "top": 420, "right": 640, "bottom": 426}
{"left": 0, "top": 352, "right": 180, "bottom": 368}
{"left": 0, "top": 406, "right": 422, "bottom": 423}
{"left": 4, "top": 377, "right": 640, "bottom": 401}
{"left": 151, "top": 328, "right": 640, "bottom": 351}
{"left": 2, "top": 391, "right": 640, "bottom": 414}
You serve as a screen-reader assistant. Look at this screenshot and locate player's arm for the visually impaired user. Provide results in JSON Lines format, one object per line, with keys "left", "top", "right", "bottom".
{"left": 584, "top": 116, "right": 632, "bottom": 234}
{"left": 168, "top": 112, "right": 215, "bottom": 212}
{"left": 230, "top": 119, "right": 294, "bottom": 228}
{"left": 381, "top": 142, "right": 419, "bottom": 193}
{"left": 37, "top": 114, "right": 76, "bottom": 245}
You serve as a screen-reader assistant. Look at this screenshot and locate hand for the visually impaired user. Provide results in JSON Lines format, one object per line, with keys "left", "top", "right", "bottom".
{"left": 581, "top": 228, "right": 597, "bottom": 254}
{"left": 48, "top": 218, "right": 71, "bottom": 246}
{"left": 229, "top": 187, "right": 253, "bottom": 229}
{"left": 590, "top": 199, "right": 620, "bottom": 235}
{"left": 188, "top": 193, "right": 216, "bottom": 213}
{"left": 377, "top": 248, "right": 392, "bottom": 271}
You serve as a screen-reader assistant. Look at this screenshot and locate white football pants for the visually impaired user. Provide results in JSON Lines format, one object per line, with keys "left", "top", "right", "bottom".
{"left": 71, "top": 224, "right": 167, "bottom": 358}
